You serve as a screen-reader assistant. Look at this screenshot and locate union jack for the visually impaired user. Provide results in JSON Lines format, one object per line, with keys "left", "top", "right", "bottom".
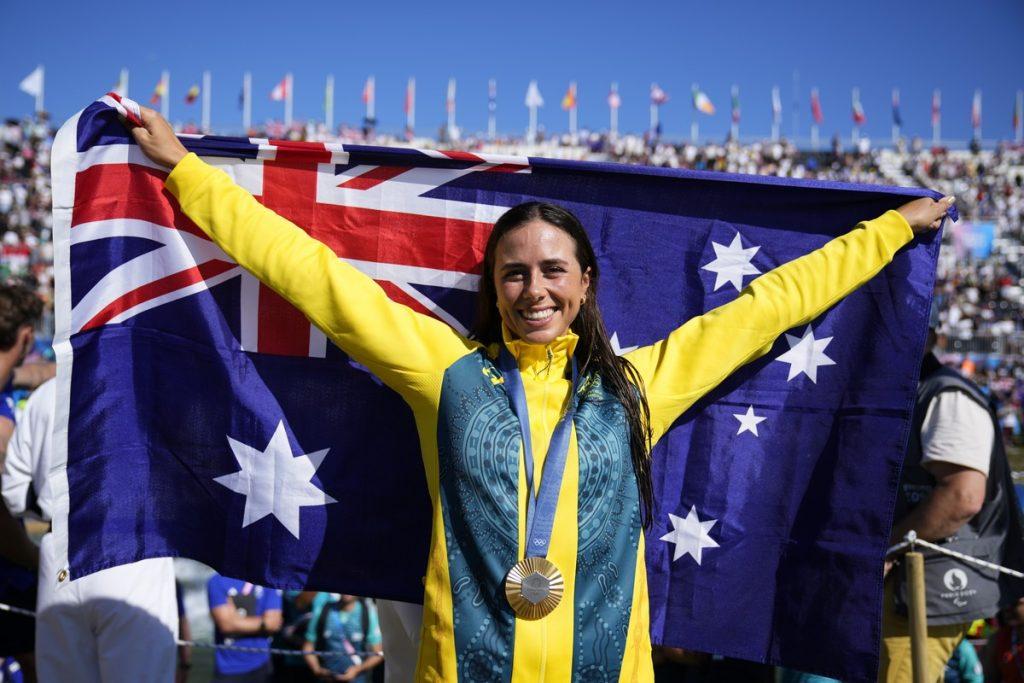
{"left": 66, "top": 94, "right": 530, "bottom": 358}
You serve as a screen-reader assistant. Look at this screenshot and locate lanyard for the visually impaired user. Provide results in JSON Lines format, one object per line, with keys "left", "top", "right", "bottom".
{"left": 497, "top": 345, "right": 582, "bottom": 559}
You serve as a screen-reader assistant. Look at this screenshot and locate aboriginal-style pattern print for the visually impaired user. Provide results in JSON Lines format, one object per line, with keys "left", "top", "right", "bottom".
{"left": 436, "top": 351, "right": 641, "bottom": 682}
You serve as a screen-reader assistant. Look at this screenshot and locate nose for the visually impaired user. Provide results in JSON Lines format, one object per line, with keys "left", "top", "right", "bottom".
{"left": 523, "top": 271, "right": 546, "bottom": 301}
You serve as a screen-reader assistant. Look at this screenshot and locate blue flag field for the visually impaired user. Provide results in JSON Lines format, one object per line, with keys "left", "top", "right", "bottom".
{"left": 50, "top": 95, "right": 948, "bottom": 680}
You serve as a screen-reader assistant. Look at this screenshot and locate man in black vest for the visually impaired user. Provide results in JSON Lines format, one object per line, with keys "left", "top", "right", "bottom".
{"left": 879, "top": 326, "right": 1024, "bottom": 682}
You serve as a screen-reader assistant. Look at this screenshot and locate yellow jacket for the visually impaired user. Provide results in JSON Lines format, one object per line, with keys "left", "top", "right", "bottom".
{"left": 166, "top": 152, "right": 915, "bottom": 682}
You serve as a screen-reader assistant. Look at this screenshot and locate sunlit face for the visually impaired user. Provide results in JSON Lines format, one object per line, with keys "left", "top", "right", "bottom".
{"left": 493, "top": 220, "right": 590, "bottom": 345}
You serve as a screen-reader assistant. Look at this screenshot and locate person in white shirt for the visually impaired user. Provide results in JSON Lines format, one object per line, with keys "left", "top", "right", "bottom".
{"left": 1, "top": 378, "right": 180, "bottom": 683}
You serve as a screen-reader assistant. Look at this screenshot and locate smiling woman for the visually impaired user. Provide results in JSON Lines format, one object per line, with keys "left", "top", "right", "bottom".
{"left": 125, "top": 104, "right": 953, "bottom": 682}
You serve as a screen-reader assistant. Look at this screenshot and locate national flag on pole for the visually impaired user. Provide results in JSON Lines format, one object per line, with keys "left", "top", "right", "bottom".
{"left": 730, "top": 86, "right": 740, "bottom": 123}
{"left": 53, "top": 94, "right": 951, "bottom": 683}
{"left": 561, "top": 82, "right": 577, "bottom": 111}
{"left": 771, "top": 86, "right": 782, "bottom": 124}
{"left": 362, "top": 77, "right": 375, "bottom": 107}
{"left": 971, "top": 89, "right": 983, "bottom": 130}
{"left": 932, "top": 89, "right": 942, "bottom": 127}
{"left": 446, "top": 78, "right": 456, "bottom": 114}
{"left": 650, "top": 83, "right": 669, "bottom": 105}
{"left": 525, "top": 80, "right": 544, "bottom": 108}
{"left": 19, "top": 66, "right": 44, "bottom": 99}
{"left": 691, "top": 86, "right": 715, "bottom": 116}
{"left": 810, "top": 88, "right": 824, "bottom": 125}
{"left": 270, "top": 76, "right": 289, "bottom": 102}
{"left": 891, "top": 88, "right": 902, "bottom": 126}
{"left": 185, "top": 84, "right": 200, "bottom": 105}
{"left": 150, "top": 75, "right": 168, "bottom": 105}
{"left": 852, "top": 88, "right": 866, "bottom": 125}
{"left": 607, "top": 84, "right": 621, "bottom": 110}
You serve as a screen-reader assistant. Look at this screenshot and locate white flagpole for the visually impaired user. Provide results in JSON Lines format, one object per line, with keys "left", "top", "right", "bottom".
{"left": 487, "top": 78, "right": 496, "bottom": 141}
{"left": 37, "top": 66, "right": 45, "bottom": 113}
{"left": 325, "top": 74, "right": 335, "bottom": 131}
{"left": 447, "top": 77, "right": 457, "bottom": 138}
{"left": 161, "top": 70, "right": 170, "bottom": 120}
{"left": 892, "top": 88, "right": 900, "bottom": 145}
{"left": 201, "top": 71, "right": 211, "bottom": 133}
{"left": 243, "top": 72, "right": 252, "bottom": 132}
{"left": 568, "top": 81, "right": 577, "bottom": 139}
{"left": 408, "top": 77, "right": 416, "bottom": 134}
{"left": 366, "top": 76, "right": 375, "bottom": 122}
{"left": 771, "top": 85, "right": 781, "bottom": 142}
{"left": 610, "top": 82, "right": 619, "bottom": 139}
{"left": 933, "top": 89, "right": 941, "bottom": 146}
{"left": 284, "top": 73, "right": 293, "bottom": 127}
{"left": 1011, "top": 89, "right": 1019, "bottom": 143}
{"left": 120, "top": 68, "right": 130, "bottom": 97}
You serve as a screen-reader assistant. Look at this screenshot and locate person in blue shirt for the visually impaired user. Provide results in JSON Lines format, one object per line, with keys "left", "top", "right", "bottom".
{"left": 207, "top": 574, "right": 283, "bottom": 682}
{"left": 303, "top": 594, "right": 382, "bottom": 682}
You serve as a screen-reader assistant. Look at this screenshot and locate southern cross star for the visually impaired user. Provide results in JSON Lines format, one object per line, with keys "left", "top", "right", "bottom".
{"left": 609, "top": 331, "right": 639, "bottom": 356}
{"left": 660, "top": 506, "right": 721, "bottom": 565}
{"left": 701, "top": 232, "right": 762, "bottom": 292}
{"left": 733, "top": 405, "right": 767, "bottom": 436}
{"left": 775, "top": 325, "right": 836, "bottom": 383}
{"left": 214, "top": 420, "right": 336, "bottom": 539}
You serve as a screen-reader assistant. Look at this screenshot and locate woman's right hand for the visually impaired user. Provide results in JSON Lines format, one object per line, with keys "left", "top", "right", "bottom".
{"left": 896, "top": 195, "right": 956, "bottom": 234}
{"left": 126, "top": 106, "right": 189, "bottom": 169}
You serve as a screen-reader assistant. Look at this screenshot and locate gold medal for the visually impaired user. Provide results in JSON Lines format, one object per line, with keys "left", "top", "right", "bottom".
{"left": 504, "top": 556, "right": 564, "bottom": 620}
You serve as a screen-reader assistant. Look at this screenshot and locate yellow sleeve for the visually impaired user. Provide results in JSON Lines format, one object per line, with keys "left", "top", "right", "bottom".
{"left": 624, "top": 210, "right": 916, "bottom": 442}
{"left": 165, "top": 153, "right": 476, "bottom": 397}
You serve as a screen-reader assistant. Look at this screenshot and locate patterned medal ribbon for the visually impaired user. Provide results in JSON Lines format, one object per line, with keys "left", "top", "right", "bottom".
{"left": 497, "top": 345, "right": 582, "bottom": 620}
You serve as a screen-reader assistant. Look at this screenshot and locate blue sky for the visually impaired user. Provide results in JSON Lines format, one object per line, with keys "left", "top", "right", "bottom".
{"left": 1, "top": 0, "right": 1022, "bottom": 144}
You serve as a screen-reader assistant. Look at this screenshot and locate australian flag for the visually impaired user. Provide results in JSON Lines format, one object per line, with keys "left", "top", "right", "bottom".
{"left": 51, "top": 95, "right": 950, "bottom": 681}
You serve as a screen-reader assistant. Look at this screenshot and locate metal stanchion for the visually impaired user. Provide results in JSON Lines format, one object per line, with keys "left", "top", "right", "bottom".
{"left": 905, "top": 550, "right": 928, "bottom": 683}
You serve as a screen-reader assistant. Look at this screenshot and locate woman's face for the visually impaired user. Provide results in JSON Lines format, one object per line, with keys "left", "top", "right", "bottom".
{"left": 493, "top": 220, "right": 590, "bottom": 345}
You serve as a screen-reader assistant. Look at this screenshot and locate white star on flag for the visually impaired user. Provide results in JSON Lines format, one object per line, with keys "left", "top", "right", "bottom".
{"left": 701, "top": 233, "right": 761, "bottom": 292}
{"left": 775, "top": 325, "right": 836, "bottom": 383}
{"left": 609, "top": 331, "right": 638, "bottom": 356}
{"left": 660, "top": 506, "right": 721, "bottom": 564}
{"left": 733, "top": 405, "right": 767, "bottom": 436}
{"left": 214, "top": 420, "right": 337, "bottom": 539}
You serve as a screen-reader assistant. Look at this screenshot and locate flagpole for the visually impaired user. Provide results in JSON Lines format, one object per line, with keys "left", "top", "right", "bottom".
{"left": 447, "top": 77, "right": 456, "bottom": 139}
{"left": 487, "top": 78, "right": 496, "bottom": 141}
{"left": 851, "top": 87, "right": 859, "bottom": 147}
{"left": 529, "top": 104, "right": 537, "bottom": 144}
{"left": 731, "top": 85, "right": 739, "bottom": 141}
{"left": 974, "top": 89, "right": 982, "bottom": 142}
{"left": 120, "top": 68, "right": 130, "bottom": 98}
{"left": 932, "top": 89, "right": 941, "bottom": 147}
{"left": 36, "top": 65, "right": 45, "bottom": 113}
{"left": 284, "top": 73, "right": 293, "bottom": 128}
{"left": 1016, "top": 90, "right": 1023, "bottom": 144}
{"left": 610, "top": 82, "right": 619, "bottom": 140}
{"left": 325, "top": 75, "right": 335, "bottom": 132}
{"left": 161, "top": 70, "right": 170, "bottom": 120}
{"left": 201, "top": 71, "right": 211, "bottom": 134}
{"left": 811, "top": 125, "right": 819, "bottom": 151}
{"left": 771, "top": 85, "right": 780, "bottom": 142}
{"left": 408, "top": 77, "right": 417, "bottom": 138}
{"left": 568, "top": 81, "right": 577, "bottom": 140}
{"left": 243, "top": 72, "right": 252, "bottom": 132}
{"left": 366, "top": 76, "right": 375, "bottom": 123}
{"left": 892, "top": 88, "right": 900, "bottom": 145}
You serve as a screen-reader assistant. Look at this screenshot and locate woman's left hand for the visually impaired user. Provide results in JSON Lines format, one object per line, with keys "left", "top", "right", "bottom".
{"left": 896, "top": 195, "right": 956, "bottom": 234}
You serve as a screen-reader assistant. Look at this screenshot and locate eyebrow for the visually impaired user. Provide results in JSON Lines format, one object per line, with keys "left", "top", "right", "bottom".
{"left": 499, "top": 258, "right": 569, "bottom": 272}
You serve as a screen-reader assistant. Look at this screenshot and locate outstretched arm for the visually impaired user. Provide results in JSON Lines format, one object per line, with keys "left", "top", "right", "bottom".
{"left": 626, "top": 197, "right": 953, "bottom": 443}
{"left": 129, "top": 107, "right": 475, "bottom": 397}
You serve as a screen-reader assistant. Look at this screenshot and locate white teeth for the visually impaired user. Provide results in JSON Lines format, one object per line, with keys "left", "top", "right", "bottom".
{"left": 521, "top": 309, "right": 555, "bottom": 321}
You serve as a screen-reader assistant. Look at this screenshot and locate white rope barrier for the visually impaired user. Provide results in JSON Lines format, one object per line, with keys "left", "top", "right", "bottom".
{"left": 0, "top": 601, "right": 381, "bottom": 658}
{"left": 885, "top": 530, "right": 1024, "bottom": 579}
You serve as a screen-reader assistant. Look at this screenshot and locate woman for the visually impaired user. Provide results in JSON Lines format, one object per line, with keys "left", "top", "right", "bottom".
{"left": 128, "top": 109, "right": 952, "bottom": 682}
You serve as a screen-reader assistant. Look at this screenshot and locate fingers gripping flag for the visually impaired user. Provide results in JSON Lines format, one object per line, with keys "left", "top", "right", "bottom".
{"left": 51, "top": 94, "right": 950, "bottom": 681}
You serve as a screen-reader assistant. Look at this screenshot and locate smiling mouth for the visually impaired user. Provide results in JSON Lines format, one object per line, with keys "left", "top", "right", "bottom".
{"left": 519, "top": 308, "right": 557, "bottom": 324}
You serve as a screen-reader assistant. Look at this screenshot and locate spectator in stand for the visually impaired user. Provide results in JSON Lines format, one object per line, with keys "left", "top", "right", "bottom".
{"left": 207, "top": 574, "right": 283, "bottom": 682}
{"left": 302, "top": 594, "right": 383, "bottom": 682}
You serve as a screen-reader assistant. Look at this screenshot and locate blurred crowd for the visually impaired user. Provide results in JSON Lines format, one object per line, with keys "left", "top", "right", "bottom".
{"left": 2, "top": 113, "right": 1022, "bottom": 443}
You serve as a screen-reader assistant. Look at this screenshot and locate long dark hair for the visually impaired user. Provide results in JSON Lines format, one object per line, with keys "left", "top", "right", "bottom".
{"left": 471, "top": 202, "right": 654, "bottom": 528}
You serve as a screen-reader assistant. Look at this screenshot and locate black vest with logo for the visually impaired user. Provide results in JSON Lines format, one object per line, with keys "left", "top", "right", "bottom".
{"left": 893, "top": 354, "right": 1024, "bottom": 624}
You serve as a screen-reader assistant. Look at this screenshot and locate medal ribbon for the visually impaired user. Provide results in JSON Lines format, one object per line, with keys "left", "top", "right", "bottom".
{"left": 498, "top": 345, "right": 583, "bottom": 560}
